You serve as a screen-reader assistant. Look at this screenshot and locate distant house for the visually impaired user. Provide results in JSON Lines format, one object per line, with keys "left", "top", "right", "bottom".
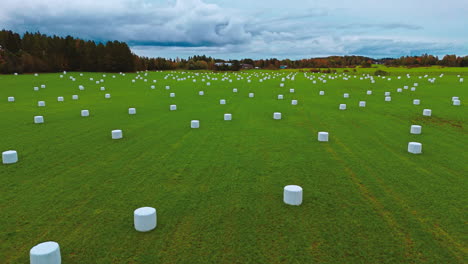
{"left": 280, "top": 65, "right": 288, "bottom": 69}
{"left": 214, "top": 62, "right": 238, "bottom": 71}
{"left": 242, "top": 64, "right": 253, "bottom": 69}
{"left": 215, "top": 62, "right": 233, "bottom": 67}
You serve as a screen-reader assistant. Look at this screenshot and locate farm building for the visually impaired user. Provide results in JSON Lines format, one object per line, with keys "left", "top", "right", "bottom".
{"left": 241, "top": 64, "right": 253, "bottom": 69}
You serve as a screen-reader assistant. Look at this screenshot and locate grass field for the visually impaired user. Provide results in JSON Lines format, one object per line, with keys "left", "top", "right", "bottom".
{"left": 0, "top": 67, "right": 467, "bottom": 263}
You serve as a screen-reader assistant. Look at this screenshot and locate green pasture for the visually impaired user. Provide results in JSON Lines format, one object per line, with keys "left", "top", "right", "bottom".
{"left": 0, "top": 68, "right": 466, "bottom": 263}
{"left": 288, "top": 65, "right": 468, "bottom": 76}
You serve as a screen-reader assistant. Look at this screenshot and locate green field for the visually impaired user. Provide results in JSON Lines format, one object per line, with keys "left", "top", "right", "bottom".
{"left": 0, "top": 67, "right": 467, "bottom": 263}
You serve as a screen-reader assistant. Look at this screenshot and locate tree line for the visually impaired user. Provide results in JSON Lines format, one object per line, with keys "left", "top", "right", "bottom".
{"left": 0, "top": 30, "right": 134, "bottom": 73}
{"left": 1, "top": 29, "right": 467, "bottom": 74}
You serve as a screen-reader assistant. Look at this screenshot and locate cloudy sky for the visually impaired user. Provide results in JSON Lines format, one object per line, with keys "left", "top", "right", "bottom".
{"left": 1, "top": 0, "right": 467, "bottom": 59}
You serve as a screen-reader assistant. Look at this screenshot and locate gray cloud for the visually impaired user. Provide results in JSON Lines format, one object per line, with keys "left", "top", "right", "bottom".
{"left": 0, "top": 0, "right": 466, "bottom": 59}
{"left": 1, "top": 0, "right": 252, "bottom": 46}
{"left": 336, "top": 23, "right": 423, "bottom": 30}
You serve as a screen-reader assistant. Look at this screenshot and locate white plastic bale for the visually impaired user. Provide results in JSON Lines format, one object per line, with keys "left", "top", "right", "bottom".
{"left": 318, "top": 132, "right": 328, "bottom": 142}
{"left": 319, "top": 91, "right": 324, "bottom": 95}
{"left": 128, "top": 108, "right": 136, "bottom": 115}
{"left": 134, "top": 207, "right": 157, "bottom": 232}
{"left": 8, "top": 97, "right": 14, "bottom": 102}
{"left": 339, "top": 104, "right": 346, "bottom": 110}
{"left": 30, "top": 241, "right": 61, "bottom": 264}
{"left": 453, "top": 100, "right": 460, "bottom": 106}
{"left": 100, "top": 87, "right": 105, "bottom": 91}
{"left": 283, "top": 185, "right": 303, "bottom": 205}
{"left": 367, "top": 90, "right": 372, "bottom": 95}
{"left": 385, "top": 96, "right": 391, "bottom": 101}
{"left": 249, "top": 93, "right": 254, "bottom": 98}
{"left": 408, "top": 142, "right": 422, "bottom": 154}
{"left": 291, "top": 100, "right": 298, "bottom": 105}
{"left": 233, "top": 88, "right": 238, "bottom": 93}
{"left": 170, "top": 105, "right": 177, "bottom": 111}
{"left": 220, "top": 99, "right": 226, "bottom": 105}
{"left": 72, "top": 95, "right": 79, "bottom": 100}
{"left": 170, "top": 93, "right": 175, "bottom": 98}
{"left": 34, "top": 116, "right": 44, "bottom": 124}
{"left": 411, "top": 87, "right": 416, "bottom": 91}
{"left": 105, "top": 94, "right": 111, "bottom": 99}
{"left": 112, "top": 130, "right": 123, "bottom": 139}
{"left": 57, "top": 97, "right": 64, "bottom": 102}
{"left": 34, "top": 87, "right": 39, "bottom": 91}
{"left": 40, "top": 84, "right": 45, "bottom": 88}
{"left": 81, "top": 110, "right": 89, "bottom": 117}
{"left": 290, "top": 89, "right": 295, "bottom": 93}
{"left": 410, "top": 125, "right": 422, "bottom": 134}
{"left": 191, "top": 120, "right": 200, "bottom": 128}
{"left": 397, "top": 88, "right": 402, "bottom": 92}
{"left": 199, "top": 91, "right": 204, "bottom": 95}
{"left": 423, "top": 109, "right": 432, "bottom": 116}
{"left": 224, "top": 113, "right": 232, "bottom": 121}
{"left": 385, "top": 92, "right": 390, "bottom": 96}
{"left": 2, "top": 150, "right": 18, "bottom": 164}
{"left": 273, "top": 112, "right": 282, "bottom": 120}
{"left": 413, "top": 99, "right": 420, "bottom": 105}
{"left": 344, "top": 93, "right": 349, "bottom": 98}
{"left": 452, "top": 96, "right": 459, "bottom": 101}
{"left": 359, "top": 101, "right": 366, "bottom": 107}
